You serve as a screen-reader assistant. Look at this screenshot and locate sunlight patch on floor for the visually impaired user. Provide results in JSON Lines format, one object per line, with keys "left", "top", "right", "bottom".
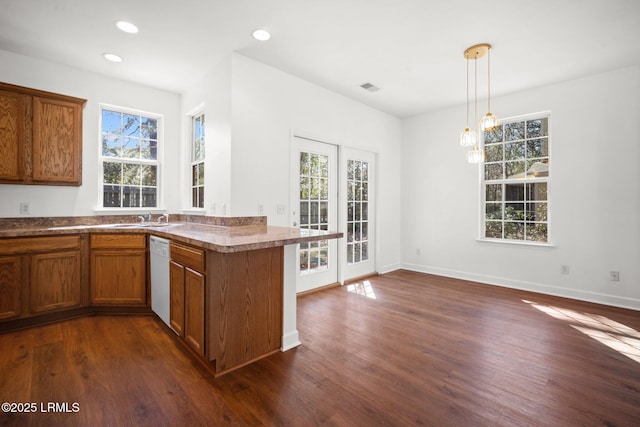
{"left": 347, "top": 281, "right": 376, "bottom": 299}
{"left": 523, "top": 300, "right": 640, "bottom": 364}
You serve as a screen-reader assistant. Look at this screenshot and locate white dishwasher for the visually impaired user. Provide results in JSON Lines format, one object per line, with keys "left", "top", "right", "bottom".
{"left": 150, "top": 236, "right": 171, "bottom": 328}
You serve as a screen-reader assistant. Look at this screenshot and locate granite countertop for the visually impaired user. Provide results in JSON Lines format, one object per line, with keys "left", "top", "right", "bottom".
{"left": 0, "top": 215, "right": 342, "bottom": 253}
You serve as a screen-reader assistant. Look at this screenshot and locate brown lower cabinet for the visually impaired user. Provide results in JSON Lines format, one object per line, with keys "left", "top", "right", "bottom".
{"left": 170, "top": 241, "right": 284, "bottom": 376}
{"left": 0, "top": 231, "right": 284, "bottom": 376}
{"left": 90, "top": 233, "right": 147, "bottom": 305}
{"left": 30, "top": 250, "right": 82, "bottom": 313}
{"left": 170, "top": 241, "right": 206, "bottom": 357}
{"left": 0, "top": 235, "right": 84, "bottom": 321}
{"left": 0, "top": 256, "right": 22, "bottom": 320}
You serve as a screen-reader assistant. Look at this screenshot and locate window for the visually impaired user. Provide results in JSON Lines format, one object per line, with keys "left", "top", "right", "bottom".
{"left": 100, "top": 106, "right": 161, "bottom": 208}
{"left": 191, "top": 112, "right": 205, "bottom": 208}
{"left": 347, "top": 159, "right": 369, "bottom": 264}
{"left": 299, "top": 152, "right": 330, "bottom": 273}
{"left": 482, "top": 113, "right": 549, "bottom": 243}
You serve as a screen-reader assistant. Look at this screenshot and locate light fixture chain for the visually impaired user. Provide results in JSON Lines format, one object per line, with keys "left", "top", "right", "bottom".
{"left": 466, "top": 57, "right": 470, "bottom": 127}
{"left": 487, "top": 46, "right": 491, "bottom": 112}
{"left": 474, "top": 57, "right": 478, "bottom": 129}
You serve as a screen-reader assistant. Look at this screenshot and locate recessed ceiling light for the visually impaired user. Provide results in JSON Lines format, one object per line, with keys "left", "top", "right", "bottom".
{"left": 116, "top": 21, "right": 139, "bottom": 34}
{"left": 252, "top": 29, "right": 271, "bottom": 41}
{"left": 103, "top": 53, "right": 123, "bottom": 63}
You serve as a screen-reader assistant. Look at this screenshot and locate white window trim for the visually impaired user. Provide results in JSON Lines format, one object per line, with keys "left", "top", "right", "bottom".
{"left": 190, "top": 110, "right": 205, "bottom": 210}
{"left": 478, "top": 110, "right": 552, "bottom": 246}
{"left": 95, "top": 103, "right": 165, "bottom": 213}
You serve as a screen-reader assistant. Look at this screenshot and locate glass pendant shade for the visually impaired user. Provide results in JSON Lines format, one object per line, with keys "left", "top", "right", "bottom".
{"left": 460, "top": 127, "right": 478, "bottom": 147}
{"left": 467, "top": 146, "right": 485, "bottom": 163}
{"left": 481, "top": 112, "right": 499, "bottom": 131}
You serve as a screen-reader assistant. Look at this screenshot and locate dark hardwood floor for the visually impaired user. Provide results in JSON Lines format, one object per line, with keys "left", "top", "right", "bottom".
{"left": 1, "top": 270, "right": 639, "bottom": 426}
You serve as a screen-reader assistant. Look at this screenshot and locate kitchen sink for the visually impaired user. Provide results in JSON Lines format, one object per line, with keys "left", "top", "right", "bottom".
{"left": 97, "top": 222, "right": 174, "bottom": 228}
{"left": 46, "top": 222, "right": 178, "bottom": 231}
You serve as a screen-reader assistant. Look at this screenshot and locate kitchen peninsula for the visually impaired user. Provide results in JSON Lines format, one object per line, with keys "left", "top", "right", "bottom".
{"left": 0, "top": 215, "right": 342, "bottom": 375}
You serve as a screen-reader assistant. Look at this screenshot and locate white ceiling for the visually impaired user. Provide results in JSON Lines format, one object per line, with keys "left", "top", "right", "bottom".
{"left": 1, "top": 0, "right": 639, "bottom": 118}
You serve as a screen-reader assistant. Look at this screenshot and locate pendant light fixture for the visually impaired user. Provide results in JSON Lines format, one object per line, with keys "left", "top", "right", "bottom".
{"left": 480, "top": 45, "right": 499, "bottom": 131}
{"left": 459, "top": 53, "right": 478, "bottom": 147}
{"left": 460, "top": 43, "right": 496, "bottom": 163}
{"left": 467, "top": 146, "right": 485, "bottom": 163}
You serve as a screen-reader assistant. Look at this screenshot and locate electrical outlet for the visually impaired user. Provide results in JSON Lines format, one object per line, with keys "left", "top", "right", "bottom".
{"left": 561, "top": 265, "right": 570, "bottom": 275}
{"left": 609, "top": 271, "right": 620, "bottom": 282}
{"left": 277, "top": 204, "right": 285, "bottom": 215}
{"left": 257, "top": 204, "right": 264, "bottom": 215}
{"left": 20, "top": 202, "right": 30, "bottom": 215}
{"left": 416, "top": 248, "right": 422, "bottom": 255}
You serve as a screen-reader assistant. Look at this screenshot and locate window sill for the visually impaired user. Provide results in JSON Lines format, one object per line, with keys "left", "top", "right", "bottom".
{"left": 476, "top": 238, "right": 555, "bottom": 248}
{"left": 180, "top": 209, "right": 206, "bottom": 216}
{"left": 94, "top": 208, "right": 167, "bottom": 216}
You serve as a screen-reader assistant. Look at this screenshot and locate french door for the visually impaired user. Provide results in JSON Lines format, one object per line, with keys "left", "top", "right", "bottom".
{"left": 340, "top": 147, "right": 376, "bottom": 281}
{"left": 291, "top": 136, "right": 338, "bottom": 293}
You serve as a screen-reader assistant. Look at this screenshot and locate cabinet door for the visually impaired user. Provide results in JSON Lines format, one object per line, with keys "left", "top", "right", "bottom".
{"left": 184, "top": 267, "right": 205, "bottom": 356}
{"left": 30, "top": 251, "right": 81, "bottom": 313}
{"left": 169, "top": 261, "right": 185, "bottom": 336}
{"left": 32, "top": 96, "right": 82, "bottom": 184}
{"left": 0, "top": 256, "right": 22, "bottom": 320}
{"left": 0, "top": 90, "right": 26, "bottom": 181}
{"left": 91, "top": 250, "right": 146, "bottom": 305}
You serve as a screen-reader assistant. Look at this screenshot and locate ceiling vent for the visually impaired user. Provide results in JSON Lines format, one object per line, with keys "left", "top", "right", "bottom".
{"left": 360, "top": 82, "right": 380, "bottom": 92}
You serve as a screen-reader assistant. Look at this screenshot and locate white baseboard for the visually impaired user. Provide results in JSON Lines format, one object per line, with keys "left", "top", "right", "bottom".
{"left": 281, "top": 330, "right": 301, "bottom": 352}
{"left": 400, "top": 263, "right": 640, "bottom": 311}
{"left": 378, "top": 262, "right": 402, "bottom": 275}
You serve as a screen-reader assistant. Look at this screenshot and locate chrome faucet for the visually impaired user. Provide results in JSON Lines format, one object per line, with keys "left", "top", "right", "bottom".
{"left": 158, "top": 213, "right": 169, "bottom": 223}
{"left": 138, "top": 213, "right": 152, "bottom": 223}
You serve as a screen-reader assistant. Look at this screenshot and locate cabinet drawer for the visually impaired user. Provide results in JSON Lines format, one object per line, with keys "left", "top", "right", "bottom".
{"left": 171, "top": 242, "right": 205, "bottom": 273}
{"left": 0, "top": 235, "right": 81, "bottom": 255}
{"left": 91, "top": 233, "right": 146, "bottom": 249}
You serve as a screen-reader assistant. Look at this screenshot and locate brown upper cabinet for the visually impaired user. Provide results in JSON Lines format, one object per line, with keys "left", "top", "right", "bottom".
{"left": 0, "top": 82, "right": 86, "bottom": 186}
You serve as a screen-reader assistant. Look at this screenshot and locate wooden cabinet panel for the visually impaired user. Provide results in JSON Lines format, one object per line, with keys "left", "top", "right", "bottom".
{"left": 208, "top": 247, "right": 283, "bottom": 373}
{"left": 170, "top": 241, "right": 205, "bottom": 356}
{"left": 91, "top": 233, "right": 146, "bottom": 249}
{"left": 30, "top": 251, "right": 81, "bottom": 313}
{"left": 184, "top": 268, "right": 205, "bottom": 356}
{"left": 169, "top": 261, "right": 185, "bottom": 336}
{"left": 90, "top": 233, "right": 147, "bottom": 306}
{"left": 32, "top": 97, "right": 82, "bottom": 184}
{"left": 0, "top": 235, "right": 80, "bottom": 256}
{"left": 0, "top": 256, "right": 22, "bottom": 320}
{"left": 170, "top": 242, "right": 205, "bottom": 272}
{"left": 0, "top": 90, "right": 25, "bottom": 181}
{"left": 0, "top": 82, "right": 85, "bottom": 186}
{"left": 91, "top": 250, "right": 146, "bottom": 305}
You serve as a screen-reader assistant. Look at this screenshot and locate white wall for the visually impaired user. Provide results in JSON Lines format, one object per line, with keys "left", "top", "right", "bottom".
{"left": 180, "top": 56, "right": 232, "bottom": 215}
{"left": 402, "top": 65, "right": 640, "bottom": 310}
{"left": 0, "top": 49, "right": 182, "bottom": 217}
{"left": 228, "top": 53, "right": 403, "bottom": 273}
{"left": 180, "top": 53, "right": 403, "bottom": 273}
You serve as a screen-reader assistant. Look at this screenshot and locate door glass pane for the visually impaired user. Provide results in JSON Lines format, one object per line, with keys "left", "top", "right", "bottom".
{"left": 299, "top": 152, "right": 330, "bottom": 274}
{"left": 347, "top": 159, "right": 369, "bottom": 265}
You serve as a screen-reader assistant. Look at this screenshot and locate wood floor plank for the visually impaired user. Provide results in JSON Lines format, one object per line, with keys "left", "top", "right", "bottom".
{"left": 1, "top": 270, "right": 639, "bottom": 426}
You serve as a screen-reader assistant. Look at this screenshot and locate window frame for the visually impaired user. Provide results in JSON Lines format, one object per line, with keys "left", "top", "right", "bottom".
{"left": 190, "top": 111, "right": 205, "bottom": 209}
{"left": 97, "top": 103, "right": 164, "bottom": 212}
{"left": 479, "top": 111, "right": 552, "bottom": 246}
{"left": 346, "top": 158, "right": 370, "bottom": 265}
